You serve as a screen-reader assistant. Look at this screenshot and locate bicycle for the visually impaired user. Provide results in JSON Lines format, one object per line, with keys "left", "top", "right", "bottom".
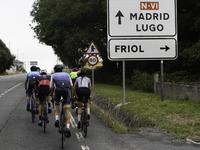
{"left": 81, "top": 97, "right": 88, "bottom": 138}
{"left": 29, "top": 91, "right": 36, "bottom": 123}
{"left": 42, "top": 97, "right": 48, "bottom": 133}
{"left": 59, "top": 99, "right": 66, "bottom": 149}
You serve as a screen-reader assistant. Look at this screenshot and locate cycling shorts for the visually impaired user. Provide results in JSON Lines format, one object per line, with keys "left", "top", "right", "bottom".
{"left": 77, "top": 87, "right": 90, "bottom": 102}
{"left": 54, "top": 87, "right": 70, "bottom": 106}
{"left": 26, "top": 89, "right": 34, "bottom": 96}
{"left": 38, "top": 92, "right": 50, "bottom": 103}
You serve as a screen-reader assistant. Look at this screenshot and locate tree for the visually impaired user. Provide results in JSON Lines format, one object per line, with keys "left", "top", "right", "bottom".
{"left": 30, "top": 0, "right": 200, "bottom": 78}
{"left": 0, "top": 39, "right": 15, "bottom": 73}
{"left": 30, "top": 0, "right": 109, "bottom": 68}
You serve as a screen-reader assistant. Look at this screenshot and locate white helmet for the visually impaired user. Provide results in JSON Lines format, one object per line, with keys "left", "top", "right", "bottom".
{"left": 40, "top": 69, "right": 47, "bottom": 75}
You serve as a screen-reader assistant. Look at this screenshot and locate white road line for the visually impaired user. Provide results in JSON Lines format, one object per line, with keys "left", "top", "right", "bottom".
{"left": 81, "top": 145, "right": 90, "bottom": 150}
{"left": 70, "top": 112, "right": 77, "bottom": 128}
{"left": 0, "top": 83, "right": 22, "bottom": 98}
{"left": 70, "top": 108, "right": 90, "bottom": 150}
{"left": 76, "top": 132, "right": 84, "bottom": 141}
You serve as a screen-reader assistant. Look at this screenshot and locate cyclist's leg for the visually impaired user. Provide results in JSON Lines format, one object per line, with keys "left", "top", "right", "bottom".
{"left": 38, "top": 92, "right": 44, "bottom": 126}
{"left": 26, "top": 89, "right": 33, "bottom": 111}
{"left": 54, "top": 89, "right": 61, "bottom": 127}
{"left": 83, "top": 87, "right": 91, "bottom": 119}
{"left": 46, "top": 95, "right": 52, "bottom": 113}
{"left": 63, "top": 89, "right": 70, "bottom": 128}
{"left": 63, "top": 88, "right": 71, "bottom": 138}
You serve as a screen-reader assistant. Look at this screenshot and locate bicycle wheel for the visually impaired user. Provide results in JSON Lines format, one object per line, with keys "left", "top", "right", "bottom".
{"left": 31, "top": 97, "right": 35, "bottom": 123}
{"left": 83, "top": 111, "right": 87, "bottom": 137}
{"left": 43, "top": 104, "right": 47, "bottom": 133}
{"left": 60, "top": 110, "right": 65, "bottom": 149}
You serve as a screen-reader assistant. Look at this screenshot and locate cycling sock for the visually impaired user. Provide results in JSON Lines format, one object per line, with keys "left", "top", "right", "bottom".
{"left": 36, "top": 104, "right": 39, "bottom": 109}
{"left": 55, "top": 112, "right": 59, "bottom": 120}
{"left": 39, "top": 116, "right": 42, "bottom": 120}
{"left": 86, "top": 108, "right": 90, "bottom": 115}
{"left": 48, "top": 103, "right": 51, "bottom": 107}
{"left": 78, "top": 115, "right": 81, "bottom": 122}
{"left": 66, "top": 120, "right": 70, "bottom": 129}
{"left": 27, "top": 100, "right": 30, "bottom": 103}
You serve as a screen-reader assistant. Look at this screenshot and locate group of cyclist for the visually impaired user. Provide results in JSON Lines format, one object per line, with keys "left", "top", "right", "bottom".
{"left": 24, "top": 65, "right": 91, "bottom": 138}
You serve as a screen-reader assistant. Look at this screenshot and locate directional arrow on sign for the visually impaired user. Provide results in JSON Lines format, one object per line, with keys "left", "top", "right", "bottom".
{"left": 160, "top": 45, "right": 170, "bottom": 52}
{"left": 115, "top": 10, "right": 124, "bottom": 25}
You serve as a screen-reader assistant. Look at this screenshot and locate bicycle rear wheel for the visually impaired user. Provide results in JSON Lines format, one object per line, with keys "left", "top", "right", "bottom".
{"left": 60, "top": 110, "right": 65, "bottom": 149}
{"left": 43, "top": 103, "right": 47, "bottom": 133}
{"left": 31, "top": 99, "right": 35, "bottom": 123}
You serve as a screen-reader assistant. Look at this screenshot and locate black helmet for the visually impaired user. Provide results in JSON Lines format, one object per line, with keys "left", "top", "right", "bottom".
{"left": 54, "top": 64, "right": 63, "bottom": 72}
{"left": 80, "top": 69, "right": 86, "bottom": 75}
{"left": 30, "top": 66, "right": 38, "bottom": 71}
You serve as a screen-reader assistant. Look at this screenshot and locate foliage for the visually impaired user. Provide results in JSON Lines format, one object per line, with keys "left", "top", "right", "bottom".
{"left": 0, "top": 39, "right": 15, "bottom": 73}
{"left": 30, "top": 0, "right": 200, "bottom": 79}
{"left": 92, "top": 83, "right": 200, "bottom": 140}
{"left": 30, "top": 0, "right": 107, "bottom": 68}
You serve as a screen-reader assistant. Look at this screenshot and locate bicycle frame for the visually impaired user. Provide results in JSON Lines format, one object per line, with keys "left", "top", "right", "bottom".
{"left": 42, "top": 98, "right": 48, "bottom": 133}
{"left": 30, "top": 92, "right": 36, "bottom": 123}
{"left": 81, "top": 97, "right": 88, "bottom": 138}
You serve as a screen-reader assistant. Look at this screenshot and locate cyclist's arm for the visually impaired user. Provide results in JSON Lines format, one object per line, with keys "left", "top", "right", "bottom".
{"left": 89, "top": 86, "right": 91, "bottom": 98}
{"left": 25, "top": 81, "right": 28, "bottom": 91}
{"left": 50, "top": 87, "right": 54, "bottom": 99}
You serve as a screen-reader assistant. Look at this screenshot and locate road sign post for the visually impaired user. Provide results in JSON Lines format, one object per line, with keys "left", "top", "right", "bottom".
{"left": 85, "top": 41, "right": 100, "bottom": 88}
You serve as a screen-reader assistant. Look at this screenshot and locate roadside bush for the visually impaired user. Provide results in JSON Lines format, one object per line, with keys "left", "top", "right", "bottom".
{"left": 131, "top": 69, "right": 154, "bottom": 92}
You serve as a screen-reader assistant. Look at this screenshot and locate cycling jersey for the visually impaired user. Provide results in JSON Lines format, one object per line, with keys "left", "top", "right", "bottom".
{"left": 50, "top": 72, "right": 72, "bottom": 105}
{"left": 35, "top": 75, "right": 51, "bottom": 101}
{"left": 25, "top": 71, "right": 40, "bottom": 93}
{"left": 74, "top": 76, "right": 91, "bottom": 102}
{"left": 74, "top": 76, "right": 91, "bottom": 88}
{"left": 69, "top": 71, "right": 78, "bottom": 79}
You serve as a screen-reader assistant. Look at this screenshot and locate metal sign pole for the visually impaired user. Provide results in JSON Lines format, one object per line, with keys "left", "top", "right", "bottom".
{"left": 92, "top": 66, "right": 94, "bottom": 88}
{"left": 123, "top": 60, "right": 125, "bottom": 104}
{"left": 161, "top": 60, "right": 164, "bottom": 102}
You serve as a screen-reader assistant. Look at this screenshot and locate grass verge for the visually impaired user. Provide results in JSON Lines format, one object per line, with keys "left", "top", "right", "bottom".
{"left": 91, "top": 83, "right": 200, "bottom": 140}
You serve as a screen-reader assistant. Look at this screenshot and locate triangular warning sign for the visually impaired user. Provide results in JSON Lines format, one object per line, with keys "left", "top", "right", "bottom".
{"left": 85, "top": 41, "right": 100, "bottom": 54}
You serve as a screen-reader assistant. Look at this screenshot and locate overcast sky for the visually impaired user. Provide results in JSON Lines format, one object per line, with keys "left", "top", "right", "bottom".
{"left": 0, "top": 0, "right": 60, "bottom": 73}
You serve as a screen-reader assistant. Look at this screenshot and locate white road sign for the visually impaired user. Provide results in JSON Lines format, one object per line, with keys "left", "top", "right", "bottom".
{"left": 108, "top": 0, "right": 177, "bottom": 37}
{"left": 107, "top": 0, "right": 178, "bottom": 60}
{"left": 109, "top": 39, "right": 177, "bottom": 60}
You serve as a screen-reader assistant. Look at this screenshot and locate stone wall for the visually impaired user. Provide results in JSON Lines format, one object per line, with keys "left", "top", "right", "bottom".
{"left": 154, "top": 74, "right": 200, "bottom": 102}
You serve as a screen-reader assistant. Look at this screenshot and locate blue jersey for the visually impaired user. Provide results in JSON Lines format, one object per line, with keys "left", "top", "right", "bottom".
{"left": 25, "top": 71, "right": 40, "bottom": 82}
{"left": 50, "top": 72, "right": 72, "bottom": 89}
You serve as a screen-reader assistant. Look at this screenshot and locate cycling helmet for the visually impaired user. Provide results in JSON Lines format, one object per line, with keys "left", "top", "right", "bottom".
{"left": 80, "top": 69, "right": 86, "bottom": 75}
{"left": 72, "top": 68, "right": 78, "bottom": 71}
{"left": 54, "top": 64, "right": 63, "bottom": 72}
{"left": 40, "top": 69, "right": 47, "bottom": 75}
{"left": 30, "top": 66, "right": 38, "bottom": 71}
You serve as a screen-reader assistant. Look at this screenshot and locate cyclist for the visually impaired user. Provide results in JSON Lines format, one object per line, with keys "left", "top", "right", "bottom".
{"left": 74, "top": 69, "right": 91, "bottom": 129}
{"left": 50, "top": 64, "right": 73, "bottom": 138}
{"left": 69, "top": 67, "right": 78, "bottom": 100}
{"left": 34, "top": 69, "right": 51, "bottom": 126}
{"left": 24, "top": 65, "right": 40, "bottom": 112}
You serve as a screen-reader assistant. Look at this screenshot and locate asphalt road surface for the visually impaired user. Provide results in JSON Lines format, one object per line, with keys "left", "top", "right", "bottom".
{"left": 0, "top": 74, "right": 199, "bottom": 150}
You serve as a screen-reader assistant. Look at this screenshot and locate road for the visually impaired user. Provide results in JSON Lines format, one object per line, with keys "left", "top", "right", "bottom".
{"left": 0, "top": 74, "right": 199, "bottom": 150}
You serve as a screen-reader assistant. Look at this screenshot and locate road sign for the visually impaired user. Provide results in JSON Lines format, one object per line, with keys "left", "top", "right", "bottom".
{"left": 107, "top": 0, "right": 178, "bottom": 60}
{"left": 109, "top": 38, "right": 177, "bottom": 60}
{"left": 87, "top": 55, "right": 99, "bottom": 66}
{"left": 108, "top": 0, "right": 177, "bottom": 37}
{"left": 30, "top": 61, "right": 38, "bottom": 65}
{"left": 85, "top": 41, "right": 100, "bottom": 54}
